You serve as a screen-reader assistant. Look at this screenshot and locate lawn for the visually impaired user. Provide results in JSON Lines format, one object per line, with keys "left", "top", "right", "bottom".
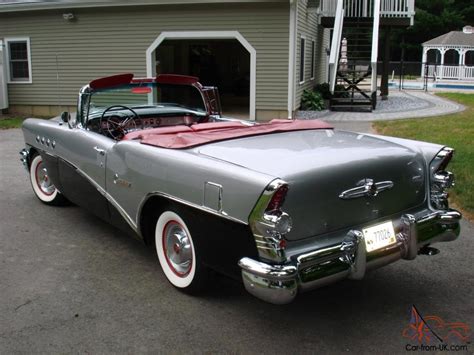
{"left": 0, "top": 117, "right": 25, "bottom": 129}
{"left": 373, "top": 93, "right": 474, "bottom": 219}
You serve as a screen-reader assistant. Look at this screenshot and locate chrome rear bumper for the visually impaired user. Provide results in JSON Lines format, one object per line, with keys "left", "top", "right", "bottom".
{"left": 238, "top": 209, "right": 461, "bottom": 304}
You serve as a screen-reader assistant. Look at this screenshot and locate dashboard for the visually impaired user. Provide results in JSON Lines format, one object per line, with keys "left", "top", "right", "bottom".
{"left": 88, "top": 114, "right": 205, "bottom": 136}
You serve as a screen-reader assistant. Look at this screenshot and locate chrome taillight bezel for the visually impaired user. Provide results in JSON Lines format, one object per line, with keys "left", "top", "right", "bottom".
{"left": 429, "top": 147, "right": 455, "bottom": 210}
{"left": 249, "top": 179, "right": 293, "bottom": 262}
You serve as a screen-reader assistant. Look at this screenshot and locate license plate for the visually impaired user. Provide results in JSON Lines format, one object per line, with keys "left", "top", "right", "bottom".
{"left": 363, "top": 221, "right": 397, "bottom": 252}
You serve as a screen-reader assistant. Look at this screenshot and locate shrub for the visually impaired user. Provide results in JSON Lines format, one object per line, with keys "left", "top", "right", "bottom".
{"left": 314, "top": 83, "right": 331, "bottom": 99}
{"left": 301, "top": 89, "right": 325, "bottom": 111}
{"left": 313, "top": 82, "right": 349, "bottom": 99}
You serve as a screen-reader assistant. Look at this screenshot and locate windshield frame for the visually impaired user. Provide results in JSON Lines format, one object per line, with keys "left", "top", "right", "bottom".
{"left": 78, "top": 81, "right": 209, "bottom": 126}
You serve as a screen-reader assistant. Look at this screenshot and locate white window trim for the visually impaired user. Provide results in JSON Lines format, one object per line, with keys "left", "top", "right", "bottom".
{"left": 299, "top": 35, "right": 306, "bottom": 85}
{"left": 5, "top": 37, "right": 32, "bottom": 84}
{"left": 146, "top": 31, "right": 256, "bottom": 121}
{"left": 310, "top": 39, "right": 316, "bottom": 80}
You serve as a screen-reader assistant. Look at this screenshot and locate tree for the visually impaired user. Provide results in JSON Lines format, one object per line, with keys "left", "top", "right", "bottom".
{"left": 390, "top": 0, "right": 473, "bottom": 61}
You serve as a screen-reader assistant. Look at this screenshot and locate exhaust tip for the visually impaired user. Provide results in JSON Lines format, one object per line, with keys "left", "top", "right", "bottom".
{"left": 418, "top": 246, "right": 440, "bottom": 256}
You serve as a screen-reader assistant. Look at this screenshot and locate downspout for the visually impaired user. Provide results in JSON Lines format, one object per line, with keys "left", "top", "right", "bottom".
{"left": 0, "top": 40, "right": 9, "bottom": 111}
{"left": 287, "top": 0, "right": 298, "bottom": 119}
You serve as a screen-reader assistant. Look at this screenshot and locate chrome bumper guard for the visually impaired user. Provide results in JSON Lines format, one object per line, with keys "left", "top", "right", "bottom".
{"left": 239, "top": 210, "right": 461, "bottom": 304}
{"left": 19, "top": 148, "right": 30, "bottom": 171}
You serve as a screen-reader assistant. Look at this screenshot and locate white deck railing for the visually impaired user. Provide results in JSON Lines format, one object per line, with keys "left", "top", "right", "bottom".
{"left": 425, "top": 65, "right": 474, "bottom": 81}
{"left": 319, "top": 0, "right": 414, "bottom": 18}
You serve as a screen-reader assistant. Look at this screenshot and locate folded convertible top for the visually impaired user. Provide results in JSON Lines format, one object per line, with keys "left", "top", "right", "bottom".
{"left": 123, "top": 119, "right": 333, "bottom": 149}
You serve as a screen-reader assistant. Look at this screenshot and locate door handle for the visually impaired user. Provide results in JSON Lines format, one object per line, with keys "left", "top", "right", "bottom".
{"left": 93, "top": 146, "right": 106, "bottom": 156}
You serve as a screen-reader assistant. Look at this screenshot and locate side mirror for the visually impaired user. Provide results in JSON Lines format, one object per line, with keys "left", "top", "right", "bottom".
{"left": 61, "top": 111, "right": 77, "bottom": 129}
{"left": 60, "top": 111, "right": 70, "bottom": 123}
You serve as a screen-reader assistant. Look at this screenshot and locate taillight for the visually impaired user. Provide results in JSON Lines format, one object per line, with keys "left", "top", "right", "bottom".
{"left": 248, "top": 179, "right": 293, "bottom": 262}
{"left": 264, "top": 184, "right": 292, "bottom": 235}
{"left": 430, "top": 147, "right": 455, "bottom": 210}
{"left": 266, "top": 185, "right": 288, "bottom": 212}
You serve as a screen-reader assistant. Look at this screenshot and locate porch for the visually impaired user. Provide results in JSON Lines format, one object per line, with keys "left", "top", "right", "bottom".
{"left": 317, "top": 0, "right": 415, "bottom": 26}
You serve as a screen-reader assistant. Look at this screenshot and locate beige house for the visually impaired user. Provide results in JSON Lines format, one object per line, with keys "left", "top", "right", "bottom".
{"left": 0, "top": 0, "right": 330, "bottom": 121}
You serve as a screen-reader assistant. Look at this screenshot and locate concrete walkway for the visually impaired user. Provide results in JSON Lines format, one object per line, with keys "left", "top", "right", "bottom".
{"left": 297, "top": 90, "right": 465, "bottom": 122}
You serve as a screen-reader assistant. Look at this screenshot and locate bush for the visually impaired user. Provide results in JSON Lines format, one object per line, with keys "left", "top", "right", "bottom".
{"left": 301, "top": 89, "right": 325, "bottom": 111}
{"left": 314, "top": 83, "right": 331, "bottom": 99}
{"left": 313, "top": 82, "right": 349, "bottom": 99}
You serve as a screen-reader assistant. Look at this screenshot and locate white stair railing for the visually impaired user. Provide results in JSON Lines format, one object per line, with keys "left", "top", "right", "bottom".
{"left": 370, "top": 0, "right": 381, "bottom": 99}
{"left": 329, "top": 0, "right": 345, "bottom": 94}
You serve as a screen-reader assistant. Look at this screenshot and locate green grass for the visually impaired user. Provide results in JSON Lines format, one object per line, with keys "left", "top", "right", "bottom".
{"left": 373, "top": 93, "right": 474, "bottom": 219}
{"left": 0, "top": 117, "right": 25, "bottom": 129}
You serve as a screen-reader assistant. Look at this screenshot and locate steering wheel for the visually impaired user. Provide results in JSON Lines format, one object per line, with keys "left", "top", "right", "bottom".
{"left": 100, "top": 105, "right": 139, "bottom": 140}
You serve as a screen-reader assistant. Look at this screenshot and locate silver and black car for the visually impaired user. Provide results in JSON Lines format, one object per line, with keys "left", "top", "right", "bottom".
{"left": 20, "top": 73, "right": 462, "bottom": 304}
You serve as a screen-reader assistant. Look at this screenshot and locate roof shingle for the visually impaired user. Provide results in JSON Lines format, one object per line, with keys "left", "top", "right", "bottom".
{"left": 423, "top": 30, "right": 474, "bottom": 47}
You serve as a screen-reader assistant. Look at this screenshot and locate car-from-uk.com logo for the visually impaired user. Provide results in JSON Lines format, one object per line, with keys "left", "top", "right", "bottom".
{"left": 402, "top": 305, "right": 471, "bottom": 352}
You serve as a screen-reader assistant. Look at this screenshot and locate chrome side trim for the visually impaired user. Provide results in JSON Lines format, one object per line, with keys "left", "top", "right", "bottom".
{"left": 339, "top": 179, "right": 394, "bottom": 200}
{"left": 137, "top": 191, "right": 247, "bottom": 234}
{"left": 74, "top": 168, "right": 139, "bottom": 234}
{"left": 49, "top": 153, "right": 248, "bottom": 238}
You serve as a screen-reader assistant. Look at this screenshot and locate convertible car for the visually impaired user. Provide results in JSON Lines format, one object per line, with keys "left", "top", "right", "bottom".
{"left": 20, "top": 73, "right": 462, "bottom": 304}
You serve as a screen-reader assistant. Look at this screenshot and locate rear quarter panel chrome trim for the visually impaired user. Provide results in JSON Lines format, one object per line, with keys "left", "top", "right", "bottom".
{"left": 137, "top": 191, "right": 248, "bottom": 231}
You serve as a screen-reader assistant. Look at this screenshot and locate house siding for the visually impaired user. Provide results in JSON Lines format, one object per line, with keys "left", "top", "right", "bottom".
{"left": 294, "top": 0, "right": 329, "bottom": 110}
{"left": 0, "top": 3, "right": 289, "bottom": 113}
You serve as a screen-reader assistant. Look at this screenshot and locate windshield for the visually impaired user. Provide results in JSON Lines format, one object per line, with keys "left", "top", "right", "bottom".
{"left": 85, "top": 83, "right": 207, "bottom": 120}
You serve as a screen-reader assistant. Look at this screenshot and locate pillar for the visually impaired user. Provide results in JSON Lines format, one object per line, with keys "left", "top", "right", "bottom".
{"left": 439, "top": 48, "right": 446, "bottom": 80}
{"left": 380, "top": 27, "right": 391, "bottom": 100}
{"left": 459, "top": 49, "right": 465, "bottom": 80}
{"left": 421, "top": 47, "right": 428, "bottom": 77}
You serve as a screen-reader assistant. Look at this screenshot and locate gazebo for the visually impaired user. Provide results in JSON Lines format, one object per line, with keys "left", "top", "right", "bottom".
{"left": 421, "top": 25, "right": 474, "bottom": 81}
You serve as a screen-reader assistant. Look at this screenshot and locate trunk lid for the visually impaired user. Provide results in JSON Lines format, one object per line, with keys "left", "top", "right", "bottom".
{"left": 197, "top": 129, "right": 426, "bottom": 241}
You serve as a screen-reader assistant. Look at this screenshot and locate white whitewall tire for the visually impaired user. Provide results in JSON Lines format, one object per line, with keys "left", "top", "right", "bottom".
{"left": 29, "top": 153, "right": 67, "bottom": 205}
{"left": 155, "top": 211, "right": 197, "bottom": 289}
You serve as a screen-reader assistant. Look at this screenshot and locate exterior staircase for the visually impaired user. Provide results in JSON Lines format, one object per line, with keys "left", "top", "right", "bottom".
{"left": 331, "top": 23, "right": 375, "bottom": 111}
{"left": 319, "top": 0, "right": 415, "bottom": 112}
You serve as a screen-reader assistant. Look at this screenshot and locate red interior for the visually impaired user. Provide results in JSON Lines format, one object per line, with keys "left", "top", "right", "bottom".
{"left": 123, "top": 119, "right": 333, "bottom": 149}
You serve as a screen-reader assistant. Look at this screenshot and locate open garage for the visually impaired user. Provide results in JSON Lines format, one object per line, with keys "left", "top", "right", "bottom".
{"left": 155, "top": 38, "right": 250, "bottom": 118}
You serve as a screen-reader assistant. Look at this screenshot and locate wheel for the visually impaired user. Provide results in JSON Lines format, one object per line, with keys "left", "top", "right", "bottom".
{"left": 29, "top": 153, "right": 68, "bottom": 205}
{"left": 155, "top": 209, "right": 209, "bottom": 293}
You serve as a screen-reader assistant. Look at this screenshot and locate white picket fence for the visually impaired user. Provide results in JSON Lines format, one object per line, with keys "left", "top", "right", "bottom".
{"left": 425, "top": 65, "right": 474, "bottom": 81}
{"left": 319, "top": 0, "right": 414, "bottom": 17}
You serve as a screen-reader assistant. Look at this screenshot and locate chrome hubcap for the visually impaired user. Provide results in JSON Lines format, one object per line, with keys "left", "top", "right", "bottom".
{"left": 36, "top": 161, "right": 55, "bottom": 196}
{"left": 163, "top": 221, "right": 193, "bottom": 276}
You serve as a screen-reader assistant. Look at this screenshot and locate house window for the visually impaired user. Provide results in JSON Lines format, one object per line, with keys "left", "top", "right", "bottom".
{"left": 310, "top": 40, "right": 315, "bottom": 80}
{"left": 6, "top": 38, "right": 32, "bottom": 83}
{"left": 299, "top": 37, "right": 305, "bottom": 84}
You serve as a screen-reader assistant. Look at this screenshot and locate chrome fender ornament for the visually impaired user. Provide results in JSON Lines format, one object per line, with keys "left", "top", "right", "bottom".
{"left": 339, "top": 178, "right": 394, "bottom": 200}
